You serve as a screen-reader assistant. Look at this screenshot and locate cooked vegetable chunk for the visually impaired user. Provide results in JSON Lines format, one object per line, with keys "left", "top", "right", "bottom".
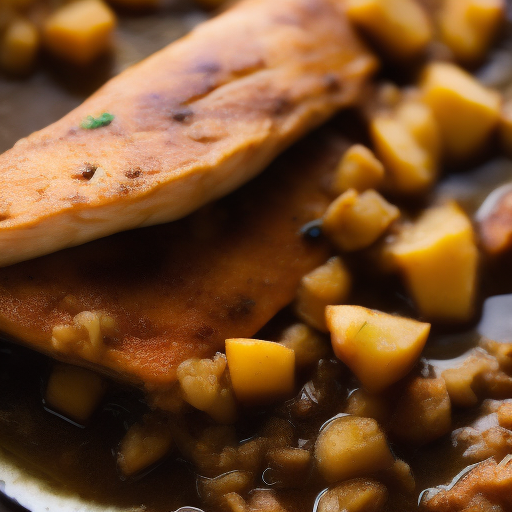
{"left": 225, "top": 338, "right": 295, "bottom": 404}
{"left": 387, "top": 202, "right": 478, "bottom": 321}
{"left": 438, "top": 0, "right": 505, "bottom": 63}
{"left": 0, "top": 0, "right": 376, "bottom": 267}
{"left": 346, "top": 0, "right": 432, "bottom": 59}
{"left": 322, "top": 189, "right": 399, "bottom": 251}
{"left": 326, "top": 305, "right": 430, "bottom": 392}
{"left": 279, "top": 323, "right": 329, "bottom": 367}
{"left": 314, "top": 415, "right": 394, "bottom": 483}
{"left": 45, "top": 364, "right": 105, "bottom": 423}
{"left": 421, "top": 62, "right": 501, "bottom": 160}
{"left": 0, "top": 18, "right": 39, "bottom": 75}
{"left": 317, "top": 479, "right": 388, "bottom": 512}
{"left": 332, "top": 144, "right": 384, "bottom": 194}
{"left": 294, "top": 256, "right": 351, "bottom": 332}
{"left": 43, "top": 0, "right": 116, "bottom": 65}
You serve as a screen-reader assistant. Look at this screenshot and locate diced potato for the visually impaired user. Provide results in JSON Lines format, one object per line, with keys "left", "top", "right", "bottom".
{"left": 279, "top": 323, "right": 329, "bottom": 367}
{"left": 390, "top": 377, "right": 451, "bottom": 444}
{"left": 395, "top": 100, "right": 441, "bottom": 165}
{"left": 198, "top": 471, "right": 254, "bottom": 507}
{"left": 438, "top": 0, "right": 505, "bottom": 63}
{"left": 294, "top": 256, "right": 351, "bottom": 332}
{"left": 386, "top": 202, "right": 478, "bottom": 321}
{"left": 0, "top": 18, "right": 39, "bottom": 75}
{"left": 326, "top": 305, "right": 430, "bottom": 393}
{"left": 421, "top": 62, "right": 501, "bottom": 160}
{"left": 387, "top": 459, "right": 415, "bottom": 493}
{"left": 45, "top": 364, "right": 105, "bottom": 424}
{"left": 370, "top": 116, "right": 436, "bottom": 194}
{"left": 317, "top": 479, "right": 388, "bottom": 512}
{"left": 345, "top": 388, "right": 389, "bottom": 424}
{"left": 264, "top": 447, "right": 311, "bottom": 487}
{"left": 314, "top": 416, "right": 394, "bottom": 483}
{"left": 442, "top": 349, "right": 498, "bottom": 407}
{"left": 118, "top": 415, "right": 173, "bottom": 476}
{"left": 346, "top": 0, "right": 432, "bottom": 60}
{"left": 322, "top": 189, "right": 399, "bottom": 252}
{"left": 225, "top": 338, "right": 295, "bottom": 404}
{"left": 43, "top": 0, "right": 116, "bottom": 65}
{"left": 333, "top": 145, "right": 385, "bottom": 194}
{"left": 177, "top": 353, "right": 237, "bottom": 424}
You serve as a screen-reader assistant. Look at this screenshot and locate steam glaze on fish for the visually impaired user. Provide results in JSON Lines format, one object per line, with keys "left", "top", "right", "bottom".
{"left": 0, "top": 0, "right": 376, "bottom": 267}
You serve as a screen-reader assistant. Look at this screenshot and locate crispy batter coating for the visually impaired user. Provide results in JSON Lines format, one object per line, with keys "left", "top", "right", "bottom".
{"left": 0, "top": 0, "right": 376, "bottom": 267}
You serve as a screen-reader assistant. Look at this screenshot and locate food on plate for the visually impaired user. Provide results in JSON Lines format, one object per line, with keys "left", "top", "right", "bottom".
{"left": 0, "top": 0, "right": 376, "bottom": 267}
{"left": 3, "top": 0, "right": 512, "bottom": 511}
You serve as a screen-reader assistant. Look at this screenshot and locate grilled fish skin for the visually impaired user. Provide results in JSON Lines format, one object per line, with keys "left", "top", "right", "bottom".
{"left": 0, "top": 0, "right": 375, "bottom": 267}
{"left": 0, "top": 130, "right": 345, "bottom": 392}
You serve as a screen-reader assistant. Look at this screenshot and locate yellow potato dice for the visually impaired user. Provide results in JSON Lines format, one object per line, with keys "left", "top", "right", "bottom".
{"left": 0, "top": 18, "right": 39, "bottom": 75}
{"left": 322, "top": 189, "right": 400, "bottom": 252}
{"left": 294, "top": 256, "right": 351, "bottom": 332}
{"left": 314, "top": 416, "right": 394, "bottom": 483}
{"left": 225, "top": 338, "right": 295, "bottom": 404}
{"left": 333, "top": 144, "right": 385, "bottom": 194}
{"left": 326, "top": 305, "right": 430, "bottom": 392}
{"left": 43, "top": 0, "right": 116, "bottom": 65}
{"left": 371, "top": 116, "right": 435, "bottom": 194}
{"left": 439, "top": 0, "right": 505, "bottom": 63}
{"left": 45, "top": 364, "right": 105, "bottom": 423}
{"left": 421, "top": 62, "right": 501, "bottom": 160}
{"left": 317, "top": 479, "right": 388, "bottom": 512}
{"left": 346, "top": 0, "right": 432, "bottom": 59}
{"left": 387, "top": 202, "right": 478, "bottom": 321}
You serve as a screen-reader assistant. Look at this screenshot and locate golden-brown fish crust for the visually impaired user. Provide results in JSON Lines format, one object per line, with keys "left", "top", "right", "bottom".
{"left": 0, "top": 0, "right": 376, "bottom": 267}
{"left": 0, "top": 130, "right": 346, "bottom": 392}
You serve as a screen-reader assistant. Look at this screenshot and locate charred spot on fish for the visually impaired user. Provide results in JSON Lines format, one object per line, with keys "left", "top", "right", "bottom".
{"left": 172, "top": 108, "right": 194, "bottom": 123}
{"left": 118, "top": 184, "right": 130, "bottom": 195}
{"left": 324, "top": 74, "right": 341, "bottom": 93}
{"left": 193, "top": 325, "right": 215, "bottom": 341}
{"left": 125, "top": 168, "right": 142, "bottom": 179}
{"left": 300, "top": 219, "right": 323, "bottom": 240}
{"left": 226, "top": 296, "right": 256, "bottom": 321}
{"left": 0, "top": 213, "right": 10, "bottom": 222}
{"left": 273, "top": 97, "right": 293, "bottom": 116}
{"left": 74, "top": 163, "right": 97, "bottom": 181}
{"left": 194, "top": 61, "right": 222, "bottom": 74}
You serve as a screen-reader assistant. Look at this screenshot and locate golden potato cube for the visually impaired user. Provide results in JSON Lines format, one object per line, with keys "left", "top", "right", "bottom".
{"left": 387, "top": 202, "right": 478, "bottom": 321}
{"left": 371, "top": 116, "right": 435, "bottom": 194}
{"left": 326, "top": 305, "right": 430, "bottom": 393}
{"left": 43, "top": 0, "right": 116, "bottom": 65}
{"left": 225, "top": 338, "right": 295, "bottom": 404}
{"left": 317, "top": 479, "right": 388, "bottom": 512}
{"left": 346, "top": 0, "right": 432, "bottom": 59}
{"left": 294, "top": 256, "right": 351, "bottom": 332}
{"left": 395, "top": 100, "right": 441, "bottom": 165}
{"left": 314, "top": 416, "right": 394, "bottom": 483}
{"left": 0, "top": 18, "right": 39, "bottom": 75}
{"left": 322, "top": 189, "right": 400, "bottom": 252}
{"left": 421, "top": 62, "right": 501, "bottom": 160}
{"left": 118, "top": 416, "right": 173, "bottom": 476}
{"left": 439, "top": 0, "right": 505, "bottom": 63}
{"left": 345, "top": 388, "right": 389, "bottom": 424}
{"left": 333, "top": 144, "right": 385, "bottom": 194}
{"left": 45, "top": 364, "right": 105, "bottom": 423}
{"left": 279, "top": 323, "right": 329, "bottom": 367}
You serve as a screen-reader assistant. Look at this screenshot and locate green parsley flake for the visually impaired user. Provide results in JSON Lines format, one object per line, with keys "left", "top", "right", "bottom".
{"left": 80, "top": 112, "right": 115, "bottom": 130}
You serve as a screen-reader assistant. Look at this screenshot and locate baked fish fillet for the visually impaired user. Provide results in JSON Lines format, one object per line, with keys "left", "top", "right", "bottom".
{"left": 0, "top": 0, "right": 376, "bottom": 267}
{"left": 0, "top": 130, "right": 344, "bottom": 393}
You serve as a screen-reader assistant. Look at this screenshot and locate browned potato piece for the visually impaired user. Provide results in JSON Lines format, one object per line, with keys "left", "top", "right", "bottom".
{"left": 322, "top": 189, "right": 399, "bottom": 252}
{"left": 317, "top": 479, "right": 388, "bottom": 512}
{"left": 386, "top": 202, "right": 478, "bottom": 321}
{"left": 294, "top": 256, "right": 351, "bottom": 332}
{"left": 346, "top": 0, "right": 432, "bottom": 60}
{"left": 314, "top": 415, "right": 394, "bottom": 483}
{"left": 345, "top": 388, "right": 389, "bottom": 424}
{"left": 332, "top": 145, "right": 385, "bottom": 194}
{"left": 279, "top": 323, "right": 330, "bottom": 367}
{"left": 326, "top": 305, "right": 430, "bottom": 393}
{"left": 0, "top": 18, "right": 39, "bottom": 75}
{"left": 438, "top": 0, "right": 505, "bottom": 63}
{"left": 390, "top": 377, "right": 451, "bottom": 445}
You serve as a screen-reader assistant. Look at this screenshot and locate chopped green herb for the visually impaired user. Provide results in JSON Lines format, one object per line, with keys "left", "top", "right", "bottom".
{"left": 80, "top": 112, "right": 115, "bottom": 130}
